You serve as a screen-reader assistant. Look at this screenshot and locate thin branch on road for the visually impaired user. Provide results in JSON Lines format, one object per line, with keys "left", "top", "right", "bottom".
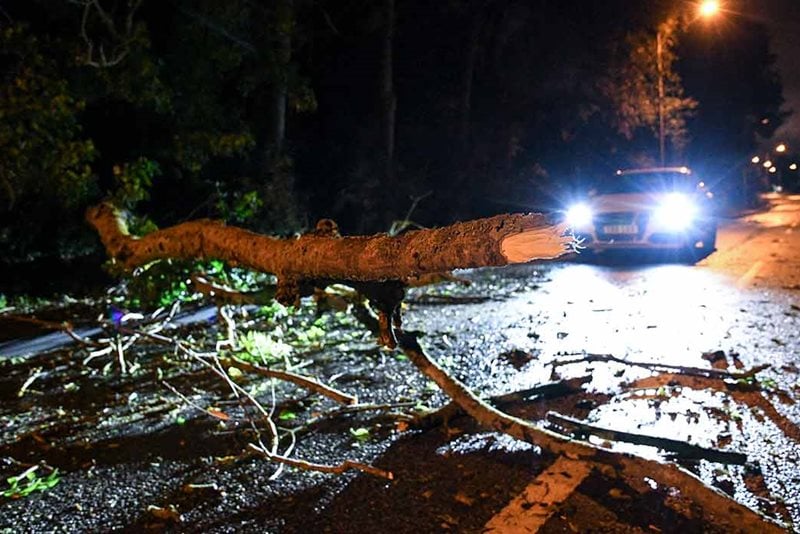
{"left": 247, "top": 442, "right": 394, "bottom": 480}
{"left": 397, "top": 331, "right": 784, "bottom": 533}
{"left": 546, "top": 411, "right": 748, "bottom": 465}
{"left": 554, "top": 352, "right": 770, "bottom": 380}
{"left": 412, "top": 375, "right": 592, "bottom": 430}
{"left": 219, "top": 357, "right": 357, "bottom": 406}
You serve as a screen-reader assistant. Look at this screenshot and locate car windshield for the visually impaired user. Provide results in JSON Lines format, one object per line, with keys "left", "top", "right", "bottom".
{"left": 596, "top": 172, "right": 695, "bottom": 194}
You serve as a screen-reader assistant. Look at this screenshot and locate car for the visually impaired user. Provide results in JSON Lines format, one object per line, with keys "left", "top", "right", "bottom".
{"left": 564, "top": 167, "right": 717, "bottom": 259}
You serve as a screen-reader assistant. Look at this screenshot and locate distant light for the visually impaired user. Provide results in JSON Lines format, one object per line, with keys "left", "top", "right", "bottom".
{"left": 699, "top": 0, "right": 720, "bottom": 17}
{"left": 698, "top": 181, "right": 705, "bottom": 188}
{"left": 763, "top": 160, "right": 773, "bottom": 168}
{"left": 776, "top": 143, "right": 787, "bottom": 153}
{"left": 751, "top": 156, "right": 760, "bottom": 164}
{"left": 769, "top": 167, "right": 777, "bottom": 174}
{"left": 790, "top": 163, "right": 798, "bottom": 171}
{"left": 761, "top": 118, "right": 770, "bottom": 125}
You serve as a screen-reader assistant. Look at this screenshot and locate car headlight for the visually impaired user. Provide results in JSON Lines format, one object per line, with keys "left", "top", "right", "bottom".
{"left": 566, "top": 203, "right": 593, "bottom": 229}
{"left": 652, "top": 193, "right": 697, "bottom": 230}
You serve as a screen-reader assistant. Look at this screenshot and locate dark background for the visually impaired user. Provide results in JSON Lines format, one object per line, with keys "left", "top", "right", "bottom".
{"left": 0, "top": 0, "right": 791, "bottom": 262}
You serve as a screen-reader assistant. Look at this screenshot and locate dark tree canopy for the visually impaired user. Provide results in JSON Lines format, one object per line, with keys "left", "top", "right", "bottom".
{"left": 0, "top": 0, "right": 787, "bottom": 259}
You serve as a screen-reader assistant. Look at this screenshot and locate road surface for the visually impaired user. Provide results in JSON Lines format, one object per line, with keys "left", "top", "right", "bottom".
{"left": 2, "top": 194, "right": 800, "bottom": 532}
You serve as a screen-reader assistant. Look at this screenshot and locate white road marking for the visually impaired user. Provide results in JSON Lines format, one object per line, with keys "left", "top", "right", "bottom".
{"left": 483, "top": 457, "right": 592, "bottom": 533}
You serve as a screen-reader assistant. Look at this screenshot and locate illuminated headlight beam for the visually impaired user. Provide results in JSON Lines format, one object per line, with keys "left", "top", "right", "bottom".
{"left": 566, "top": 203, "right": 593, "bottom": 229}
{"left": 652, "top": 193, "right": 697, "bottom": 231}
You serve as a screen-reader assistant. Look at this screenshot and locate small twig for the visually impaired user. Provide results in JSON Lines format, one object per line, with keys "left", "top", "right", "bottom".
{"left": 115, "top": 335, "right": 127, "bottom": 374}
{"left": 177, "top": 344, "right": 279, "bottom": 454}
{"left": 83, "top": 345, "right": 113, "bottom": 365}
{"left": 17, "top": 367, "right": 44, "bottom": 397}
{"left": 220, "top": 357, "right": 357, "bottom": 405}
{"left": 162, "top": 381, "right": 231, "bottom": 421}
{"left": 291, "top": 402, "right": 418, "bottom": 436}
{"left": 248, "top": 442, "right": 393, "bottom": 480}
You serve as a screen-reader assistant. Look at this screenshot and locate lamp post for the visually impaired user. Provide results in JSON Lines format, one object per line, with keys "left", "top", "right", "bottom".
{"left": 656, "top": 0, "right": 720, "bottom": 166}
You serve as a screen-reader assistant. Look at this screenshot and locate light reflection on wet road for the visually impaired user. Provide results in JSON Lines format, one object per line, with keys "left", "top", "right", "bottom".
{"left": 527, "top": 193, "right": 800, "bottom": 371}
{"left": 406, "top": 193, "right": 800, "bottom": 529}
{"left": 519, "top": 193, "right": 800, "bottom": 527}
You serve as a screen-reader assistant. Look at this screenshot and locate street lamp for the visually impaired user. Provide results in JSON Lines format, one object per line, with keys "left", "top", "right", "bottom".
{"left": 656, "top": 2, "right": 721, "bottom": 165}
{"left": 699, "top": 1, "right": 720, "bottom": 17}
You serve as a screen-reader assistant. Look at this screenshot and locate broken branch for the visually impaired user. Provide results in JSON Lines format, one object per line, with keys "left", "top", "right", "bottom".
{"left": 413, "top": 375, "right": 592, "bottom": 430}
{"left": 546, "top": 411, "right": 748, "bottom": 465}
{"left": 248, "top": 442, "right": 393, "bottom": 480}
{"left": 87, "top": 203, "right": 570, "bottom": 280}
{"left": 396, "top": 332, "right": 783, "bottom": 533}
{"left": 556, "top": 352, "right": 770, "bottom": 380}
{"left": 220, "top": 357, "right": 357, "bottom": 406}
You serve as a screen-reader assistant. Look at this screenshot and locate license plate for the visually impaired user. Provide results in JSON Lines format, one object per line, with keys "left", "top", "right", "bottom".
{"left": 603, "top": 224, "right": 638, "bottom": 234}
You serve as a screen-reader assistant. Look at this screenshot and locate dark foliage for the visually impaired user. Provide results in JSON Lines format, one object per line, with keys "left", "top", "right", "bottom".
{"left": 0, "top": 0, "right": 786, "bottom": 261}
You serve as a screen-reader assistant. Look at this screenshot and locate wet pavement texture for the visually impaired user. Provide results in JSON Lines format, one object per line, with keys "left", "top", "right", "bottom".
{"left": 1, "top": 194, "right": 800, "bottom": 532}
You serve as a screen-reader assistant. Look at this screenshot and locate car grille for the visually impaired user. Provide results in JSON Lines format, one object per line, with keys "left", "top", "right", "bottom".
{"left": 595, "top": 212, "right": 635, "bottom": 225}
{"left": 594, "top": 212, "right": 648, "bottom": 241}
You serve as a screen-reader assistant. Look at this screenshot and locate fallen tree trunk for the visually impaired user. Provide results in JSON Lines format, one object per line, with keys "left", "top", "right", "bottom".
{"left": 87, "top": 203, "right": 569, "bottom": 281}
{"left": 86, "top": 204, "right": 782, "bottom": 529}
{"left": 88, "top": 203, "right": 570, "bottom": 347}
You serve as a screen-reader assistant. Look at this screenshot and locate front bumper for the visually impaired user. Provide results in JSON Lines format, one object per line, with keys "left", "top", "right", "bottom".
{"left": 572, "top": 211, "right": 715, "bottom": 252}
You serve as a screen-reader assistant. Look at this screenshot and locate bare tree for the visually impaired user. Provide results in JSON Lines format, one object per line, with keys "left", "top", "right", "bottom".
{"left": 73, "top": 0, "right": 144, "bottom": 68}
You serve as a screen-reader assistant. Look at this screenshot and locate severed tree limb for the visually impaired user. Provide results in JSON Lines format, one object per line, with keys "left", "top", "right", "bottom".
{"left": 247, "top": 442, "right": 393, "bottom": 480}
{"left": 546, "top": 411, "right": 748, "bottom": 465}
{"left": 396, "top": 332, "right": 784, "bottom": 533}
{"left": 88, "top": 203, "right": 569, "bottom": 347}
{"left": 87, "top": 203, "right": 570, "bottom": 281}
{"left": 219, "top": 357, "right": 357, "bottom": 406}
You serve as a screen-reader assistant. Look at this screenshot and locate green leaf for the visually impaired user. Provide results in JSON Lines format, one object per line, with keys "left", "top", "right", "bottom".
{"left": 349, "top": 427, "right": 370, "bottom": 441}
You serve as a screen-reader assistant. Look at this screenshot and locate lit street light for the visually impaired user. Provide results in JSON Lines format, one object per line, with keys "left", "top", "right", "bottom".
{"left": 656, "top": 2, "right": 721, "bottom": 165}
{"left": 699, "top": 0, "right": 720, "bottom": 17}
{"left": 776, "top": 143, "right": 787, "bottom": 153}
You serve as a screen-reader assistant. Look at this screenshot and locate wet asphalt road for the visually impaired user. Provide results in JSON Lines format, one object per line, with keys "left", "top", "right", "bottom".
{"left": 2, "top": 194, "right": 800, "bottom": 532}
{"left": 393, "top": 192, "right": 800, "bottom": 531}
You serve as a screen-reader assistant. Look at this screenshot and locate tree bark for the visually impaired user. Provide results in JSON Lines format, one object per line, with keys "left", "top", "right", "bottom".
{"left": 266, "top": 0, "right": 293, "bottom": 159}
{"left": 86, "top": 203, "right": 569, "bottom": 281}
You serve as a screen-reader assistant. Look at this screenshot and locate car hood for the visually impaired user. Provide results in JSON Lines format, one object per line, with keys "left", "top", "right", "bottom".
{"left": 589, "top": 192, "right": 675, "bottom": 213}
